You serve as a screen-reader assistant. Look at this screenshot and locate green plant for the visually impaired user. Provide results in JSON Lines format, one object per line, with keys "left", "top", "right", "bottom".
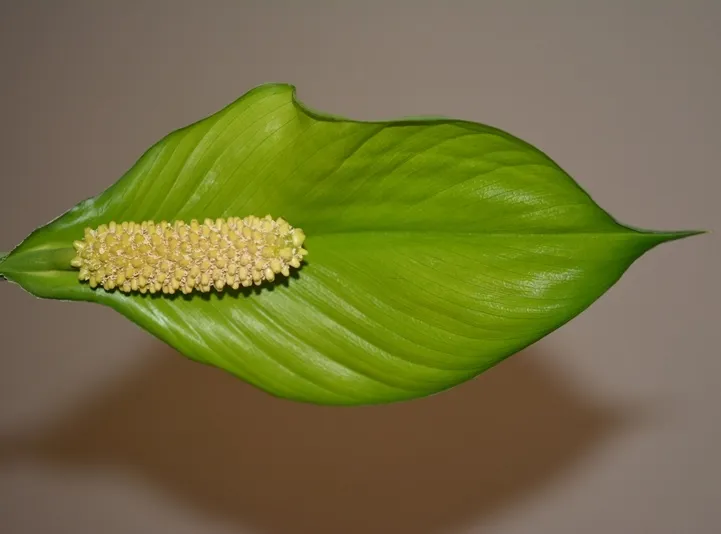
{"left": 0, "top": 83, "right": 701, "bottom": 405}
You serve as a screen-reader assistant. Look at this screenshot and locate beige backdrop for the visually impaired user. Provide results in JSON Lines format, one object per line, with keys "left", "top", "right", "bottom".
{"left": 1, "top": 2, "right": 719, "bottom": 533}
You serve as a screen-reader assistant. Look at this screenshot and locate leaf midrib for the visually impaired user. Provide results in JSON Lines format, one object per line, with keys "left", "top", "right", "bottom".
{"left": 0, "top": 227, "right": 685, "bottom": 276}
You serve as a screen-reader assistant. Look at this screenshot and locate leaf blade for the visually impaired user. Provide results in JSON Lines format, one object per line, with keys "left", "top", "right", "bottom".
{"left": 0, "top": 83, "right": 701, "bottom": 405}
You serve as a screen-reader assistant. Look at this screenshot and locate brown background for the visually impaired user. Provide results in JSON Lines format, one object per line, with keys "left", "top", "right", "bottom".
{"left": 1, "top": 2, "right": 719, "bottom": 533}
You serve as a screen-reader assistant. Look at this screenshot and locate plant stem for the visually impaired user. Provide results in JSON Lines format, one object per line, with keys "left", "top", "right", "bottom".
{"left": 0, "top": 252, "right": 7, "bottom": 281}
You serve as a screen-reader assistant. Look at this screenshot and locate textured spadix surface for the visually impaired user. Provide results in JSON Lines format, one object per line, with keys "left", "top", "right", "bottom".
{"left": 70, "top": 216, "right": 308, "bottom": 294}
{"left": 0, "top": 83, "right": 697, "bottom": 405}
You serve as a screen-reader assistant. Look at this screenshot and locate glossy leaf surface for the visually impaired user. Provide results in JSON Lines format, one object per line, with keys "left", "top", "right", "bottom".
{"left": 0, "top": 84, "right": 697, "bottom": 405}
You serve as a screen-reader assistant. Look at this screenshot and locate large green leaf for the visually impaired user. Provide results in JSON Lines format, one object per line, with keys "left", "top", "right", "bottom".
{"left": 0, "top": 83, "right": 699, "bottom": 405}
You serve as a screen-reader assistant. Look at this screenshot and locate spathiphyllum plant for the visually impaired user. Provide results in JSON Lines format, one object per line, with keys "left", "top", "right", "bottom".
{"left": 0, "top": 83, "right": 702, "bottom": 406}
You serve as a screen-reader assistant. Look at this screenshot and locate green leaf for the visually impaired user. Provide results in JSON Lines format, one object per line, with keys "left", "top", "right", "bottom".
{"left": 0, "top": 83, "right": 701, "bottom": 405}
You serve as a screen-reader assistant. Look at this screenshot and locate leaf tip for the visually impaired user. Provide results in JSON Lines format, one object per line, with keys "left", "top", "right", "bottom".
{"left": 652, "top": 228, "right": 707, "bottom": 241}
{"left": 631, "top": 227, "right": 708, "bottom": 251}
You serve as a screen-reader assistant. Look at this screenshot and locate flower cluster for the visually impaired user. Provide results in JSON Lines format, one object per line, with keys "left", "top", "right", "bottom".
{"left": 71, "top": 215, "right": 307, "bottom": 294}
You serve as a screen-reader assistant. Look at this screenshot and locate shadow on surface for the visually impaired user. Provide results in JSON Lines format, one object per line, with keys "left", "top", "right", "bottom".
{"left": 0, "top": 343, "right": 625, "bottom": 534}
